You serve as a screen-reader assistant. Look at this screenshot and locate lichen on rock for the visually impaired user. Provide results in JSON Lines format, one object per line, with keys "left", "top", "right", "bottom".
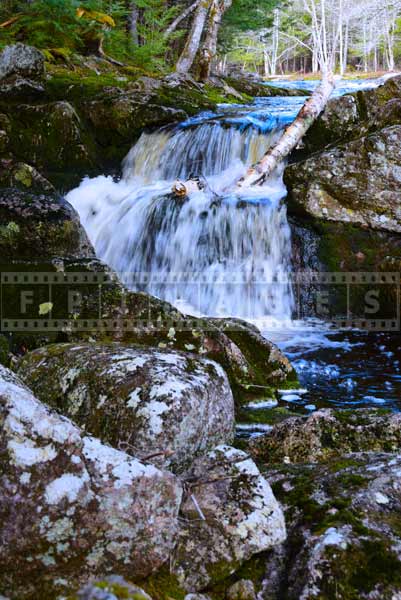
{"left": 0, "top": 365, "right": 182, "bottom": 599}
{"left": 172, "top": 445, "right": 286, "bottom": 591}
{"left": 17, "top": 342, "right": 235, "bottom": 472}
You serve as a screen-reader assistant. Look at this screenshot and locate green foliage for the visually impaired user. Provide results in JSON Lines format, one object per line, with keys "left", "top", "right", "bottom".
{"left": 0, "top": 0, "right": 179, "bottom": 71}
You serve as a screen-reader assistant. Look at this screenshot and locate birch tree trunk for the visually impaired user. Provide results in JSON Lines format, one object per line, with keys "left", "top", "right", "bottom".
{"left": 199, "top": 0, "right": 232, "bottom": 81}
{"left": 237, "top": 71, "right": 335, "bottom": 187}
{"left": 175, "top": 0, "right": 212, "bottom": 74}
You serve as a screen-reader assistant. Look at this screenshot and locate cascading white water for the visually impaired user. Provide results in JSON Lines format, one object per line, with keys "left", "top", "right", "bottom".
{"left": 67, "top": 101, "right": 298, "bottom": 320}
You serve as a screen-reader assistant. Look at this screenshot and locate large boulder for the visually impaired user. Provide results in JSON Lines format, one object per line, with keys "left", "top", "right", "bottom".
{"left": 0, "top": 365, "right": 182, "bottom": 600}
{"left": 261, "top": 451, "right": 401, "bottom": 599}
{"left": 0, "top": 188, "right": 94, "bottom": 259}
{"left": 3, "top": 101, "right": 98, "bottom": 185}
{"left": 171, "top": 445, "right": 286, "bottom": 591}
{"left": 285, "top": 125, "right": 401, "bottom": 234}
{"left": 300, "top": 75, "right": 401, "bottom": 155}
{"left": 248, "top": 408, "right": 401, "bottom": 464}
{"left": 0, "top": 44, "right": 45, "bottom": 80}
{"left": 0, "top": 44, "right": 45, "bottom": 98}
{"left": 17, "top": 343, "right": 235, "bottom": 472}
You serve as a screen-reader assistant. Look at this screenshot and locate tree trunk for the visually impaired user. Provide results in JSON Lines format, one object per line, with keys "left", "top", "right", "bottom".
{"left": 199, "top": 0, "right": 232, "bottom": 81}
{"left": 175, "top": 0, "right": 212, "bottom": 74}
{"left": 164, "top": 0, "right": 200, "bottom": 38}
{"left": 129, "top": 3, "right": 139, "bottom": 45}
{"left": 238, "top": 71, "right": 335, "bottom": 187}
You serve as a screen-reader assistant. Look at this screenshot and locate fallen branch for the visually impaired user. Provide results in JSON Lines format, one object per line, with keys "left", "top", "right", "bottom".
{"left": 171, "top": 71, "right": 336, "bottom": 196}
{"left": 238, "top": 71, "right": 336, "bottom": 187}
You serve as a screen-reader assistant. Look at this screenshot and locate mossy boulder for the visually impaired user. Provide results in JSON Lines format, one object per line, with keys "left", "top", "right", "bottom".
{"left": 17, "top": 342, "right": 235, "bottom": 473}
{"left": 0, "top": 365, "right": 182, "bottom": 600}
{"left": 0, "top": 44, "right": 45, "bottom": 80}
{"left": 248, "top": 408, "right": 401, "bottom": 465}
{"left": 0, "top": 188, "right": 94, "bottom": 259}
{"left": 3, "top": 101, "right": 98, "bottom": 187}
{"left": 0, "top": 161, "right": 55, "bottom": 193}
{"left": 300, "top": 74, "right": 401, "bottom": 156}
{"left": 261, "top": 451, "right": 401, "bottom": 599}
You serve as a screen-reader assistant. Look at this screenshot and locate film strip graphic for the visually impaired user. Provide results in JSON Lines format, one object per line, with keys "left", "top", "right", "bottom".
{"left": 0, "top": 270, "right": 400, "bottom": 332}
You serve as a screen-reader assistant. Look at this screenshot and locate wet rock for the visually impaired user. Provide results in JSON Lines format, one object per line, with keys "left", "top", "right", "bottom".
{"left": 248, "top": 408, "right": 401, "bottom": 464}
{"left": 172, "top": 445, "right": 286, "bottom": 591}
{"left": 17, "top": 342, "right": 235, "bottom": 472}
{"left": 74, "top": 576, "right": 152, "bottom": 599}
{"left": 226, "top": 579, "right": 257, "bottom": 600}
{"left": 301, "top": 75, "right": 401, "bottom": 155}
{"left": 0, "top": 188, "right": 94, "bottom": 259}
{"left": 0, "top": 365, "right": 182, "bottom": 599}
{"left": 261, "top": 452, "right": 401, "bottom": 599}
{"left": 4, "top": 101, "right": 97, "bottom": 185}
{"left": 285, "top": 125, "right": 401, "bottom": 234}
{"left": 210, "top": 318, "right": 297, "bottom": 395}
{"left": 0, "top": 44, "right": 45, "bottom": 80}
{"left": 81, "top": 97, "right": 186, "bottom": 165}
{"left": 0, "top": 161, "right": 55, "bottom": 193}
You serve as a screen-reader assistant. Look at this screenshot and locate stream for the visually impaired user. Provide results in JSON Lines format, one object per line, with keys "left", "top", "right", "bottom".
{"left": 67, "top": 75, "right": 401, "bottom": 423}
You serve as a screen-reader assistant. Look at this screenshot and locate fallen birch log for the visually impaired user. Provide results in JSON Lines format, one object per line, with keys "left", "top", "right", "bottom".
{"left": 172, "top": 71, "right": 336, "bottom": 196}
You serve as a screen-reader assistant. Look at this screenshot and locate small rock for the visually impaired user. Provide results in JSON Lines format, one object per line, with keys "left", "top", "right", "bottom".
{"left": 374, "top": 491, "right": 390, "bottom": 505}
{"left": 76, "top": 576, "right": 152, "bottom": 599}
{"left": 227, "top": 579, "right": 257, "bottom": 600}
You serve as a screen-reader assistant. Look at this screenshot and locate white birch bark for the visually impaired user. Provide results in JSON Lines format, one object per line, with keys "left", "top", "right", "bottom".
{"left": 175, "top": 0, "right": 212, "bottom": 74}
{"left": 237, "top": 71, "right": 335, "bottom": 187}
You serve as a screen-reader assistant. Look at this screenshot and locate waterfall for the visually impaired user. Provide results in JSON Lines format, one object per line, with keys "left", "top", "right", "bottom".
{"left": 67, "top": 102, "right": 297, "bottom": 320}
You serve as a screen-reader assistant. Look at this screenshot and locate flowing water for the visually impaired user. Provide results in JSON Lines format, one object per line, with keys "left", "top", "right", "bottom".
{"left": 67, "top": 76, "right": 401, "bottom": 420}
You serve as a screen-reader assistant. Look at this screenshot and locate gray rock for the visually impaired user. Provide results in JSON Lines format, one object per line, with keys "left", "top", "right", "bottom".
{"left": 17, "top": 343, "right": 235, "bottom": 472}
{"left": 0, "top": 76, "right": 45, "bottom": 98}
{"left": 248, "top": 408, "right": 401, "bottom": 464}
{"left": 0, "top": 365, "right": 182, "bottom": 599}
{"left": 226, "top": 579, "right": 257, "bottom": 600}
{"left": 262, "top": 451, "right": 401, "bottom": 599}
{"left": 173, "top": 445, "right": 286, "bottom": 590}
{"left": 285, "top": 125, "right": 401, "bottom": 233}
{"left": 75, "top": 576, "right": 152, "bottom": 599}
{"left": 0, "top": 44, "right": 45, "bottom": 80}
{"left": 0, "top": 188, "right": 94, "bottom": 260}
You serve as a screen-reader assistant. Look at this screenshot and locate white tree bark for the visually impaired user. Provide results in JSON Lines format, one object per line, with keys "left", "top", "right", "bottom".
{"left": 175, "top": 0, "right": 212, "bottom": 74}
{"left": 199, "top": 0, "right": 233, "bottom": 80}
